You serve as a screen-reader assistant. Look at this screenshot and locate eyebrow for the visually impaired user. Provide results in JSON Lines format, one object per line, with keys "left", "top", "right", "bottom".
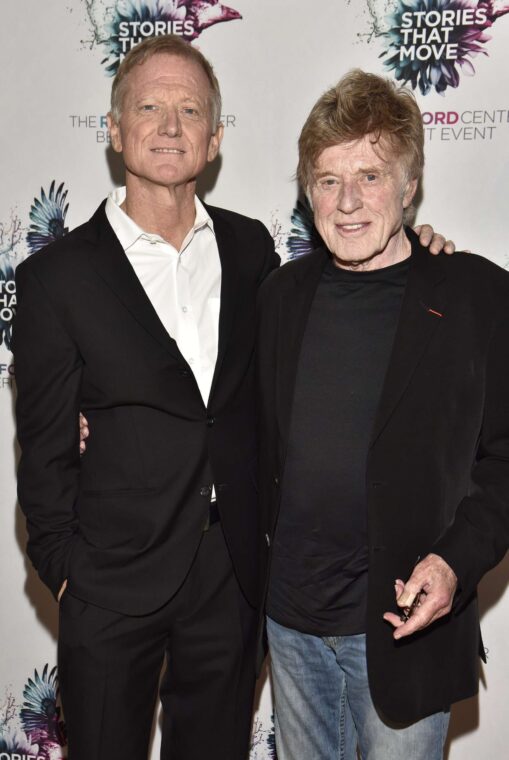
{"left": 314, "top": 164, "right": 389, "bottom": 179}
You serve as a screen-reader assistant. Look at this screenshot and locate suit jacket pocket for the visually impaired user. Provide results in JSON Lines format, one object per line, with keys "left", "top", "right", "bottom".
{"left": 74, "top": 488, "right": 163, "bottom": 552}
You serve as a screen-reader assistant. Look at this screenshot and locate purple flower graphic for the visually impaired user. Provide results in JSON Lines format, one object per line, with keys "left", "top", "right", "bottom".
{"left": 20, "top": 665, "right": 66, "bottom": 759}
{"left": 27, "top": 181, "right": 69, "bottom": 255}
{"left": 381, "top": 0, "right": 509, "bottom": 95}
{"left": 286, "top": 199, "right": 323, "bottom": 261}
{"left": 101, "top": 0, "right": 242, "bottom": 76}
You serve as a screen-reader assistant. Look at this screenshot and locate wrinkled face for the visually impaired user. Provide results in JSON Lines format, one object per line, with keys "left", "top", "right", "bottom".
{"left": 309, "top": 135, "right": 417, "bottom": 270}
{"left": 108, "top": 53, "right": 223, "bottom": 191}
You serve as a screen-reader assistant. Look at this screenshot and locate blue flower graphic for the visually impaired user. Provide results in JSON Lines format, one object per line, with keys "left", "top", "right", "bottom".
{"left": 286, "top": 199, "right": 323, "bottom": 261}
{"left": 0, "top": 731, "right": 39, "bottom": 755}
{"left": 20, "top": 664, "right": 66, "bottom": 756}
{"left": 381, "top": 0, "right": 509, "bottom": 95}
{"left": 101, "top": 0, "right": 242, "bottom": 76}
{"left": 27, "top": 181, "right": 69, "bottom": 255}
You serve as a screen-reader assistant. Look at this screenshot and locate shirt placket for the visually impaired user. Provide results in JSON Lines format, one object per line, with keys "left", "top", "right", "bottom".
{"left": 176, "top": 253, "right": 202, "bottom": 394}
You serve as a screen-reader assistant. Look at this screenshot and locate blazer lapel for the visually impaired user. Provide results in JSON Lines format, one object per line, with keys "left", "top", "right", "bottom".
{"left": 85, "top": 202, "right": 185, "bottom": 361}
{"left": 207, "top": 208, "right": 239, "bottom": 400}
{"left": 276, "top": 249, "right": 329, "bottom": 441}
{"left": 370, "top": 233, "right": 447, "bottom": 448}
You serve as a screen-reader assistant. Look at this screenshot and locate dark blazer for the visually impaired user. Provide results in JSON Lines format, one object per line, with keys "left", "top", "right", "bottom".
{"left": 257, "top": 230, "right": 509, "bottom": 722}
{"left": 14, "top": 201, "right": 279, "bottom": 615}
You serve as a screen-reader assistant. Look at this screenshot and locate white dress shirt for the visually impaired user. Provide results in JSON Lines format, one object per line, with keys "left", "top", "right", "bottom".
{"left": 105, "top": 187, "right": 221, "bottom": 406}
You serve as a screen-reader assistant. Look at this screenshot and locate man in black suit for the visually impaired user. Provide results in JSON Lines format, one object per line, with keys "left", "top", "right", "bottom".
{"left": 14, "top": 35, "right": 450, "bottom": 760}
{"left": 257, "top": 70, "right": 509, "bottom": 759}
{"left": 13, "top": 35, "right": 278, "bottom": 760}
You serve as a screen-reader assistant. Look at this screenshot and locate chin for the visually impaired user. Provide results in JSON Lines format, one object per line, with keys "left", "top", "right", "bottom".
{"left": 334, "top": 248, "right": 374, "bottom": 264}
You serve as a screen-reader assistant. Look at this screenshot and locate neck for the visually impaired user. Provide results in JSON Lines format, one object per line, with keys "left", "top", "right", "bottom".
{"left": 122, "top": 176, "right": 197, "bottom": 250}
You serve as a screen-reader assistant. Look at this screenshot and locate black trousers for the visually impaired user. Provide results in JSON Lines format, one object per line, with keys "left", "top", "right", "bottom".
{"left": 58, "top": 523, "right": 258, "bottom": 760}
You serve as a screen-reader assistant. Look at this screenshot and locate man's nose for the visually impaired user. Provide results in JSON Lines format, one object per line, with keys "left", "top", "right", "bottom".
{"left": 158, "top": 107, "right": 182, "bottom": 137}
{"left": 337, "top": 180, "right": 362, "bottom": 213}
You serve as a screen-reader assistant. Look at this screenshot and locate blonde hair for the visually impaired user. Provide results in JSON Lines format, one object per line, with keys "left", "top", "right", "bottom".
{"left": 110, "top": 34, "right": 222, "bottom": 130}
{"left": 298, "top": 69, "right": 424, "bottom": 192}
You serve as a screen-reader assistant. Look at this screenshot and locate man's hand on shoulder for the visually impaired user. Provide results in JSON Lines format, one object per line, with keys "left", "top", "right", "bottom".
{"left": 383, "top": 553, "right": 457, "bottom": 639}
{"left": 413, "top": 224, "right": 456, "bottom": 255}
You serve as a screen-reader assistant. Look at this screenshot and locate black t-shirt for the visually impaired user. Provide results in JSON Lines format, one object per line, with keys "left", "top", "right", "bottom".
{"left": 267, "top": 253, "right": 409, "bottom": 636}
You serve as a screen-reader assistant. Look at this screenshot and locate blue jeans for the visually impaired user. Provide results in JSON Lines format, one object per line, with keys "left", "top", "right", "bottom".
{"left": 267, "top": 617, "right": 450, "bottom": 760}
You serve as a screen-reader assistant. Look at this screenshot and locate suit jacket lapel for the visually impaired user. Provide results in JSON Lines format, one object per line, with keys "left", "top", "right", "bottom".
{"left": 276, "top": 249, "right": 329, "bottom": 441}
{"left": 207, "top": 207, "right": 239, "bottom": 401}
{"left": 370, "top": 232, "right": 447, "bottom": 447}
{"left": 84, "top": 202, "right": 185, "bottom": 361}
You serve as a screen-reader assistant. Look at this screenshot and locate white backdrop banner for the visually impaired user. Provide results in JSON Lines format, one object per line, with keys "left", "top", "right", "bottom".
{"left": 1, "top": 1, "right": 509, "bottom": 758}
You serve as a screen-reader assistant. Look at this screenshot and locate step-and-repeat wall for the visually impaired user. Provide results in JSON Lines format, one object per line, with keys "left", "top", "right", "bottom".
{"left": 1, "top": 1, "right": 509, "bottom": 757}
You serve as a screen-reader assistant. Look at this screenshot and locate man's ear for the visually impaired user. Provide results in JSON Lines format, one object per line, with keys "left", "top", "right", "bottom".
{"left": 207, "top": 122, "right": 224, "bottom": 163}
{"left": 107, "top": 112, "right": 122, "bottom": 154}
{"left": 403, "top": 177, "right": 418, "bottom": 209}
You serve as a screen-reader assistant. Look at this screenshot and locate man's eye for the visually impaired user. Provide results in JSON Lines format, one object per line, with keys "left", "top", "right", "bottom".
{"left": 140, "top": 104, "right": 157, "bottom": 112}
{"left": 365, "top": 174, "right": 377, "bottom": 182}
{"left": 320, "top": 178, "right": 337, "bottom": 188}
{"left": 182, "top": 106, "right": 199, "bottom": 117}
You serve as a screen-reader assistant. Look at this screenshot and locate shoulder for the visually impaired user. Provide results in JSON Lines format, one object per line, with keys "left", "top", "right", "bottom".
{"left": 407, "top": 223, "right": 509, "bottom": 305}
{"left": 440, "top": 250, "right": 509, "bottom": 300}
{"left": 261, "top": 248, "right": 325, "bottom": 291}
{"left": 205, "top": 203, "right": 279, "bottom": 283}
{"left": 16, "top": 203, "right": 104, "bottom": 281}
{"left": 205, "top": 203, "right": 272, "bottom": 239}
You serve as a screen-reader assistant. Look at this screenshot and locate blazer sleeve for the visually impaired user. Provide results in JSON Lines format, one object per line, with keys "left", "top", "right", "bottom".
{"left": 432, "top": 294, "right": 509, "bottom": 608}
{"left": 13, "top": 261, "right": 83, "bottom": 599}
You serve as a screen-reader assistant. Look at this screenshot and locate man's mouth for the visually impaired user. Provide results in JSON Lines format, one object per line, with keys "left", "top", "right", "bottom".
{"left": 336, "top": 222, "right": 369, "bottom": 233}
{"left": 151, "top": 148, "right": 185, "bottom": 154}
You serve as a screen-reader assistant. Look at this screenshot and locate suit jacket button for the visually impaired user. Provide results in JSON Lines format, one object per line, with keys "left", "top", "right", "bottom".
{"left": 274, "top": 476, "right": 279, "bottom": 486}
{"left": 200, "top": 486, "right": 212, "bottom": 497}
{"left": 207, "top": 416, "right": 215, "bottom": 427}
{"left": 265, "top": 533, "right": 271, "bottom": 547}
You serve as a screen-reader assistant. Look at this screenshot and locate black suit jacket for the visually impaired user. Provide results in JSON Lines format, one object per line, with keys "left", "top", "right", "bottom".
{"left": 257, "top": 230, "right": 509, "bottom": 722}
{"left": 14, "top": 201, "right": 279, "bottom": 615}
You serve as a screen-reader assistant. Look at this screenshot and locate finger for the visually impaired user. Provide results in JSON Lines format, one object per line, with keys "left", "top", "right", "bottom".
{"left": 390, "top": 602, "right": 433, "bottom": 638}
{"left": 384, "top": 599, "right": 428, "bottom": 633}
{"left": 383, "top": 612, "right": 405, "bottom": 629}
{"left": 396, "top": 576, "right": 424, "bottom": 608}
{"left": 416, "top": 224, "right": 433, "bottom": 247}
{"left": 394, "top": 578, "right": 405, "bottom": 598}
{"left": 57, "top": 578, "right": 68, "bottom": 602}
{"left": 428, "top": 234, "right": 446, "bottom": 255}
{"left": 443, "top": 239, "right": 456, "bottom": 254}
{"left": 386, "top": 590, "right": 452, "bottom": 638}
{"left": 419, "top": 229, "right": 433, "bottom": 248}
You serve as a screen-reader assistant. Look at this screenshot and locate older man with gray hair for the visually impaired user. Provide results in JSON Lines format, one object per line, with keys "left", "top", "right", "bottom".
{"left": 257, "top": 70, "right": 509, "bottom": 759}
